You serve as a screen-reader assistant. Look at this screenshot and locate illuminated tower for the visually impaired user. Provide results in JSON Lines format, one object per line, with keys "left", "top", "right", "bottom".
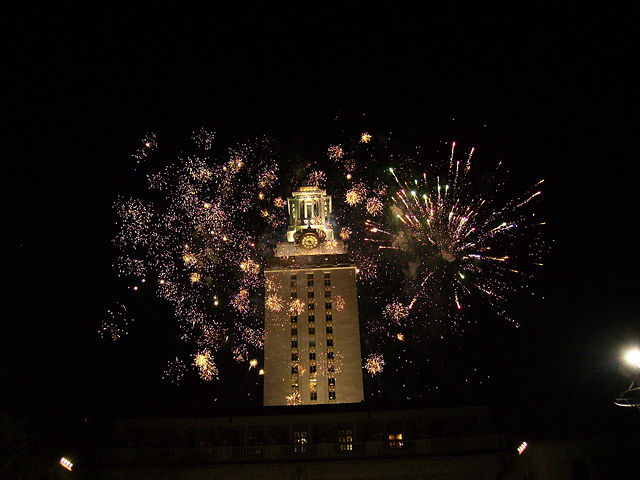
{"left": 264, "top": 186, "right": 364, "bottom": 406}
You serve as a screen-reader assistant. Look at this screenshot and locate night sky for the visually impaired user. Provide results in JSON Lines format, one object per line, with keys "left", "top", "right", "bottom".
{"left": 2, "top": 5, "right": 639, "bottom": 458}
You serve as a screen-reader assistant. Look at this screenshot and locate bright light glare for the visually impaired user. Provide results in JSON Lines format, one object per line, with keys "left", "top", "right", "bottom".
{"left": 517, "top": 441, "right": 528, "bottom": 455}
{"left": 624, "top": 347, "right": 640, "bottom": 368}
{"left": 59, "top": 457, "right": 73, "bottom": 471}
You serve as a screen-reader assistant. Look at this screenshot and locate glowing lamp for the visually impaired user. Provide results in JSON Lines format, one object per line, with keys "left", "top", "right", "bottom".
{"left": 624, "top": 347, "right": 640, "bottom": 368}
{"left": 59, "top": 457, "right": 73, "bottom": 471}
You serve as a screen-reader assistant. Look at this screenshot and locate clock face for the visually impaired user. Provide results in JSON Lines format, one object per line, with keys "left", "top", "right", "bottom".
{"left": 300, "top": 232, "right": 319, "bottom": 249}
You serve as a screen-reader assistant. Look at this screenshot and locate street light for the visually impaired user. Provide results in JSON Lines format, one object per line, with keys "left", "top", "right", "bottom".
{"left": 615, "top": 346, "right": 640, "bottom": 410}
{"left": 623, "top": 347, "right": 640, "bottom": 369}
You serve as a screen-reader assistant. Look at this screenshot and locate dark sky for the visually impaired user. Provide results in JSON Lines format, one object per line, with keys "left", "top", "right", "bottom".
{"left": 2, "top": 5, "right": 639, "bottom": 451}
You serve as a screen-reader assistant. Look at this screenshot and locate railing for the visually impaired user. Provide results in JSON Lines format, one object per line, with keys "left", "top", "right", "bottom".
{"left": 97, "top": 434, "right": 502, "bottom": 466}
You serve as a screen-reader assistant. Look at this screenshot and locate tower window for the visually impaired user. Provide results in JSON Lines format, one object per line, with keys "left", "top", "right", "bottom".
{"left": 309, "top": 353, "right": 316, "bottom": 360}
{"left": 324, "top": 279, "right": 331, "bottom": 286}
{"left": 291, "top": 328, "right": 298, "bottom": 336}
{"left": 327, "top": 339, "right": 333, "bottom": 346}
{"left": 291, "top": 316, "right": 298, "bottom": 323}
{"left": 310, "top": 392, "right": 317, "bottom": 401}
{"left": 325, "top": 303, "right": 332, "bottom": 310}
{"left": 291, "top": 281, "right": 296, "bottom": 288}
{"left": 326, "top": 314, "right": 332, "bottom": 322}
{"left": 308, "top": 328, "right": 315, "bottom": 335}
{"left": 309, "top": 365, "right": 316, "bottom": 373}
{"left": 308, "top": 303, "right": 315, "bottom": 310}
{"left": 291, "top": 292, "right": 297, "bottom": 299}
{"left": 309, "top": 340, "right": 316, "bottom": 347}
{"left": 291, "top": 353, "right": 298, "bottom": 361}
{"left": 328, "top": 351, "right": 334, "bottom": 359}
{"left": 308, "top": 315, "right": 315, "bottom": 323}
{"left": 307, "top": 291, "right": 314, "bottom": 299}
{"left": 291, "top": 341, "right": 298, "bottom": 348}
{"left": 291, "top": 275, "right": 297, "bottom": 280}
{"left": 328, "top": 377, "right": 335, "bottom": 386}
{"left": 307, "top": 280, "right": 314, "bottom": 286}
{"left": 325, "top": 290, "right": 331, "bottom": 298}
{"left": 326, "top": 326, "right": 333, "bottom": 334}
{"left": 329, "top": 392, "right": 336, "bottom": 400}
{"left": 307, "top": 273, "right": 314, "bottom": 279}
{"left": 291, "top": 365, "right": 298, "bottom": 374}
{"left": 324, "top": 273, "right": 331, "bottom": 279}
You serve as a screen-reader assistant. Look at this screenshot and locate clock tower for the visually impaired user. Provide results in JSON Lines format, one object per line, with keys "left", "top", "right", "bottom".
{"left": 264, "top": 186, "right": 364, "bottom": 405}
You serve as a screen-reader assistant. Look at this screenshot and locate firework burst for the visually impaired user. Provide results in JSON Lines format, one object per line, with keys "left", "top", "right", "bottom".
{"left": 366, "top": 143, "right": 545, "bottom": 330}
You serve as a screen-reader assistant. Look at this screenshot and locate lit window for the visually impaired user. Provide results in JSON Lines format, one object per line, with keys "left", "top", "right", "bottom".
{"left": 293, "top": 430, "right": 308, "bottom": 453}
{"left": 338, "top": 429, "right": 353, "bottom": 451}
{"left": 388, "top": 433, "right": 403, "bottom": 449}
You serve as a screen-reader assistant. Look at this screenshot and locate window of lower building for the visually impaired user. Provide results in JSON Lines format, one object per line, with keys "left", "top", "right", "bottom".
{"left": 308, "top": 315, "right": 315, "bottom": 323}
{"left": 293, "top": 429, "right": 308, "bottom": 453}
{"left": 309, "top": 365, "right": 316, "bottom": 373}
{"left": 291, "top": 316, "right": 298, "bottom": 323}
{"left": 326, "top": 326, "right": 333, "bottom": 334}
{"left": 291, "top": 353, "right": 298, "bottom": 361}
{"left": 325, "top": 303, "right": 332, "bottom": 310}
{"left": 329, "top": 391, "right": 336, "bottom": 400}
{"left": 328, "top": 377, "right": 335, "bottom": 386}
{"left": 338, "top": 429, "right": 353, "bottom": 451}
{"left": 328, "top": 351, "right": 334, "bottom": 359}
{"left": 388, "top": 433, "right": 403, "bottom": 448}
{"left": 291, "top": 340, "right": 298, "bottom": 348}
{"left": 326, "top": 314, "right": 332, "bottom": 322}
{"left": 309, "top": 352, "right": 316, "bottom": 360}
{"left": 327, "top": 339, "right": 333, "bottom": 346}
{"left": 310, "top": 391, "right": 317, "bottom": 401}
